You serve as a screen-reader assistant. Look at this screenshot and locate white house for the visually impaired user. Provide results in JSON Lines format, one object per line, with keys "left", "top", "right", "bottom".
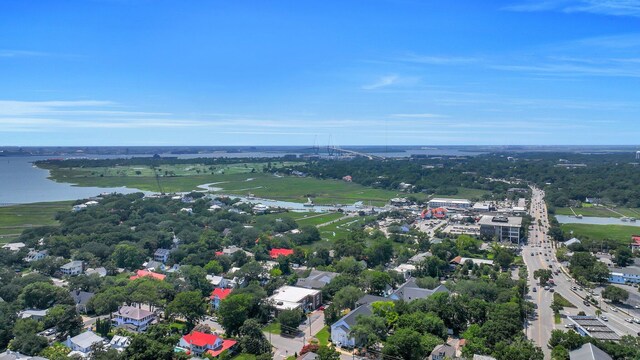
{"left": 24, "top": 249, "right": 47, "bottom": 262}
{"left": 60, "top": 261, "right": 83, "bottom": 276}
{"left": 153, "top": 248, "right": 171, "bottom": 263}
{"left": 177, "top": 331, "right": 237, "bottom": 356}
{"left": 2, "top": 242, "right": 26, "bottom": 252}
{"left": 564, "top": 238, "right": 581, "bottom": 247}
{"left": 111, "top": 306, "right": 156, "bottom": 332}
{"left": 330, "top": 305, "right": 372, "bottom": 348}
{"left": 64, "top": 331, "right": 105, "bottom": 355}
{"left": 109, "top": 335, "right": 131, "bottom": 352}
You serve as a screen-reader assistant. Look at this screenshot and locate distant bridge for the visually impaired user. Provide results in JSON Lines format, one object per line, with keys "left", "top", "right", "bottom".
{"left": 327, "top": 147, "right": 385, "bottom": 160}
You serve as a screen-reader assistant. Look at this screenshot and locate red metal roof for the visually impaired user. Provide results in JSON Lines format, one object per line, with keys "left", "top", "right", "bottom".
{"left": 631, "top": 235, "right": 640, "bottom": 244}
{"left": 206, "top": 339, "right": 237, "bottom": 357}
{"left": 270, "top": 248, "right": 294, "bottom": 258}
{"left": 210, "top": 288, "right": 232, "bottom": 300}
{"left": 182, "top": 331, "right": 219, "bottom": 347}
{"left": 129, "top": 269, "right": 166, "bottom": 281}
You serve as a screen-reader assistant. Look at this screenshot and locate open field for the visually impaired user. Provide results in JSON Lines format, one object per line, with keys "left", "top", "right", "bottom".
{"left": 555, "top": 206, "right": 640, "bottom": 218}
{"left": 561, "top": 223, "right": 638, "bottom": 244}
{"left": 43, "top": 164, "right": 404, "bottom": 206}
{"left": 430, "top": 187, "right": 489, "bottom": 200}
{"left": 0, "top": 201, "right": 71, "bottom": 243}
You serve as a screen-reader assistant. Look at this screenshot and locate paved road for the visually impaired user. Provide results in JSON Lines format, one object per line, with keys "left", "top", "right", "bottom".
{"left": 266, "top": 310, "right": 326, "bottom": 359}
{"left": 525, "top": 187, "right": 640, "bottom": 359}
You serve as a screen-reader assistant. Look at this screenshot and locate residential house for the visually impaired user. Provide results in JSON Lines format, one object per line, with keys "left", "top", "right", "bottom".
{"left": 129, "top": 269, "right": 166, "bottom": 281}
{"left": 388, "top": 279, "right": 449, "bottom": 302}
{"left": 70, "top": 290, "right": 95, "bottom": 314}
{"left": 296, "top": 270, "right": 338, "bottom": 290}
{"left": 408, "top": 251, "right": 432, "bottom": 264}
{"left": 215, "top": 245, "right": 254, "bottom": 258}
{"left": 1, "top": 242, "right": 25, "bottom": 252}
{"left": 631, "top": 235, "right": 640, "bottom": 252}
{"left": 60, "top": 260, "right": 83, "bottom": 276}
{"left": 23, "top": 249, "right": 47, "bottom": 262}
{"left": 330, "top": 305, "right": 372, "bottom": 348}
{"left": 270, "top": 248, "right": 294, "bottom": 259}
{"left": 206, "top": 275, "right": 229, "bottom": 288}
{"left": 267, "top": 285, "right": 322, "bottom": 313}
{"left": 569, "top": 343, "right": 612, "bottom": 360}
{"left": 430, "top": 343, "right": 456, "bottom": 360}
{"left": 392, "top": 264, "right": 416, "bottom": 280}
{"left": 0, "top": 351, "right": 48, "bottom": 360}
{"left": 450, "top": 256, "right": 494, "bottom": 267}
{"left": 84, "top": 267, "right": 107, "bottom": 277}
{"left": 177, "top": 331, "right": 237, "bottom": 356}
{"left": 64, "top": 331, "right": 105, "bottom": 356}
{"left": 18, "top": 309, "right": 48, "bottom": 321}
{"left": 153, "top": 248, "right": 171, "bottom": 263}
{"left": 564, "top": 238, "right": 582, "bottom": 247}
{"left": 210, "top": 288, "right": 232, "bottom": 310}
{"left": 109, "top": 335, "right": 131, "bottom": 352}
{"left": 144, "top": 260, "right": 164, "bottom": 271}
{"left": 112, "top": 306, "right": 156, "bottom": 332}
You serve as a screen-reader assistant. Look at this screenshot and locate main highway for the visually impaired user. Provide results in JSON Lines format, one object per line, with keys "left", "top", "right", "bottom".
{"left": 524, "top": 187, "right": 640, "bottom": 359}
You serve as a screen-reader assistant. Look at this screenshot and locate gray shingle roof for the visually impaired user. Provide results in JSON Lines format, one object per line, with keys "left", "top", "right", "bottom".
{"left": 569, "top": 343, "right": 612, "bottom": 360}
{"left": 336, "top": 305, "right": 372, "bottom": 328}
{"left": 70, "top": 330, "right": 104, "bottom": 349}
{"left": 70, "top": 290, "right": 95, "bottom": 306}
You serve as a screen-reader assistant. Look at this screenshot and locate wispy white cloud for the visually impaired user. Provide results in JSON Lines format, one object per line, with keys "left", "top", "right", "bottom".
{"left": 0, "top": 49, "right": 50, "bottom": 58}
{"left": 361, "top": 75, "right": 399, "bottom": 90}
{"left": 504, "top": 0, "right": 640, "bottom": 17}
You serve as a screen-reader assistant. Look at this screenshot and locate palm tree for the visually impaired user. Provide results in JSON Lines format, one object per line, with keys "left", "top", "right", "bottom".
{"left": 595, "top": 309, "right": 602, "bottom": 317}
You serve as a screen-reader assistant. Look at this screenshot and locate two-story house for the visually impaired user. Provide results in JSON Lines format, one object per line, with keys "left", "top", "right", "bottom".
{"left": 153, "top": 248, "right": 171, "bottom": 263}
{"left": 60, "top": 261, "right": 83, "bottom": 276}
{"left": 111, "top": 306, "right": 156, "bottom": 332}
{"left": 177, "top": 331, "right": 237, "bottom": 357}
{"left": 64, "top": 331, "right": 105, "bottom": 355}
{"left": 210, "top": 288, "right": 232, "bottom": 310}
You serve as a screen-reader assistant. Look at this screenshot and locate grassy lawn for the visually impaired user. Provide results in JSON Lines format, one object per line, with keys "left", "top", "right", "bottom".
{"left": 315, "top": 326, "right": 330, "bottom": 346}
{"left": 556, "top": 206, "right": 640, "bottom": 218}
{"left": 553, "top": 293, "right": 576, "bottom": 308}
{"left": 561, "top": 223, "right": 639, "bottom": 244}
{"left": 554, "top": 313, "right": 562, "bottom": 324}
{"left": 43, "top": 164, "right": 403, "bottom": 206}
{"left": 233, "top": 355, "right": 257, "bottom": 360}
{"left": 263, "top": 322, "right": 281, "bottom": 335}
{"left": 319, "top": 216, "right": 372, "bottom": 242}
{"left": 0, "top": 201, "right": 71, "bottom": 243}
{"left": 296, "top": 213, "right": 346, "bottom": 227}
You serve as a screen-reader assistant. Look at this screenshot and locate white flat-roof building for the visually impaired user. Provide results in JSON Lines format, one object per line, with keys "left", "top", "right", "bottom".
{"left": 428, "top": 198, "right": 471, "bottom": 209}
{"left": 267, "top": 285, "right": 322, "bottom": 313}
{"left": 478, "top": 215, "right": 522, "bottom": 243}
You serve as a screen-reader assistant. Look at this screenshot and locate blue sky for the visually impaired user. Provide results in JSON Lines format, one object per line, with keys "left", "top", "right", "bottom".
{"left": 1, "top": 0, "right": 640, "bottom": 146}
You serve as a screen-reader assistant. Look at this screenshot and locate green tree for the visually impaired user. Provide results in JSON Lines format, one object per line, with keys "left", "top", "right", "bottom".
{"left": 613, "top": 246, "right": 633, "bottom": 267}
{"left": 316, "top": 345, "right": 340, "bottom": 360}
{"left": 383, "top": 328, "right": 426, "bottom": 360}
{"left": 218, "top": 293, "right": 253, "bottom": 336}
{"left": 87, "top": 287, "right": 128, "bottom": 315}
{"left": 278, "top": 309, "right": 303, "bottom": 335}
{"left": 350, "top": 315, "right": 387, "bottom": 348}
{"left": 111, "top": 244, "right": 146, "bottom": 270}
{"left": 204, "top": 260, "right": 223, "bottom": 275}
{"left": 533, "top": 269, "right": 553, "bottom": 285}
{"left": 9, "top": 319, "right": 48, "bottom": 355}
{"left": 40, "top": 343, "right": 72, "bottom": 360}
{"left": 495, "top": 248, "right": 515, "bottom": 268}
{"left": 19, "top": 282, "right": 72, "bottom": 309}
{"left": 239, "top": 319, "right": 271, "bottom": 355}
{"left": 43, "top": 304, "right": 83, "bottom": 340}
{"left": 167, "top": 291, "right": 207, "bottom": 328}
{"left": 601, "top": 285, "right": 629, "bottom": 303}
{"left": 332, "top": 286, "right": 364, "bottom": 311}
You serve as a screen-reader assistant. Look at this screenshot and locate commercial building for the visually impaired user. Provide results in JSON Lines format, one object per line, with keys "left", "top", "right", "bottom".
{"left": 608, "top": 266, "right": 640, "bottom": 284}
{"left": 478, "top": 215, "right": 522, "bottom": 243}
{"left": 567, "top": 316, "right": 620, "bottom": 341}
{"left": 428, "top": 198, "right": 471, "bottom": 209}
{"left": 267, "top": 285, "right": 322, "bottom": 313}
